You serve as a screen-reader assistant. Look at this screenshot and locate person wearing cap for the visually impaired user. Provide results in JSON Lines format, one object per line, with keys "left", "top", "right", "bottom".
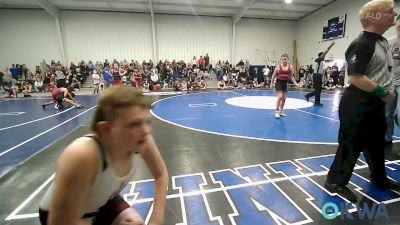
{"left": 304, "top": 42, "right": 335, "bottom": 106}
{"left": 325, "top": 0, "right": 400, "bottom": 203}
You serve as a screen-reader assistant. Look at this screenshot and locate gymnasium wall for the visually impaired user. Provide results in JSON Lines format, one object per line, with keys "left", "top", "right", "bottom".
{"left": 0, "top": 9, "right": 61, "bottom": 71}
{"left": 60, "top": 11, "right": 153, "bottom": 65}
{"left": 296, "top": 0, "right": 398, "bottom": 67}
{"left": 155, "top": 14, "right": 231, "bottom": 64}
{"left": 1, "top": 0, "right": 396, "bottom": 71}
{"left": 0, "top": 8, "right": 297, "bottom": 70}
{"left": 235, "top": 18, "right": 297, "bottom": 65}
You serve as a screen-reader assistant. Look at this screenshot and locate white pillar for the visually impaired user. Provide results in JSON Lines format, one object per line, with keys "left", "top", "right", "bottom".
{"left": 55, "top": 17, "right": 67, "bottom": 65}
{"left": 231, "top": 21, "right": 236, "bottom": 64}
{"left": 149, "top": 0, "right": 157, "bottom": 62}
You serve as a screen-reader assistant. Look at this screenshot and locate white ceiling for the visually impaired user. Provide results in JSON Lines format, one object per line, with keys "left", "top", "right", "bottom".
{"left": 0, "top": 0, "right": 337, "bottom": 21}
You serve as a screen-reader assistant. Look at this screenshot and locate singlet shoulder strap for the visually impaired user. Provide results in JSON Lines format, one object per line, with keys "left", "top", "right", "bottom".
{"left": 84, "top": 134, "right": 108, "bottom": 171}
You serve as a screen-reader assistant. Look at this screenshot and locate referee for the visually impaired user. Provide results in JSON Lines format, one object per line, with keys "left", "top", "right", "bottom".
{"left": 325, "top": 0, "right": 400, "bottom": 202}
{"left": 304, "top": 41, "right": 335, "bottom": 106}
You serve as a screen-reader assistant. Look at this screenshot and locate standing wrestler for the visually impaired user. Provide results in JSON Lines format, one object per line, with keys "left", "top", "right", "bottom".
{"left": 270, "top": 54, "right": 299, "bottom": 118}
{"left": 110, "top": 63, "right": 127, "bottom": 86}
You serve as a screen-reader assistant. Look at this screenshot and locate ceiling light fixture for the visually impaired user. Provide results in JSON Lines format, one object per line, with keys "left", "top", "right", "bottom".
{"left": 285, "top": 0, "right": 292, "bottom": 3}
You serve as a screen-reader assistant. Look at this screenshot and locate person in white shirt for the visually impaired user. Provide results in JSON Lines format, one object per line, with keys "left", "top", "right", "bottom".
{"left": 92, "top": 70, "right": 100, "bottom": 94}
{"left": 34, "top": 75, "right": 44, "bottom": 93}
{"left": 262, "top": 66, "right": 270, "bottom": 86}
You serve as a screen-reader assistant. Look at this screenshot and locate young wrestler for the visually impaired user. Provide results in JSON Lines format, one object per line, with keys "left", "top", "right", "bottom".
{"left": 39, "top": 86, "right": 168, "bottom": 225}
{"left": 42, "top": 86, "right": 81, "bottom": 109}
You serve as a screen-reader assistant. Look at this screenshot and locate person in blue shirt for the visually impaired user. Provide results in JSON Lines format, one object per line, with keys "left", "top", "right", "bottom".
{"left": 102, "top": 67, "right": 113, "bottom": 88}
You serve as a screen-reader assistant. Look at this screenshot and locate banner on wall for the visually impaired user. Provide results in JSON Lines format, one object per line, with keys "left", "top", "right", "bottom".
{"left": 322, "top": 14, "right": 346, "bottom": 41}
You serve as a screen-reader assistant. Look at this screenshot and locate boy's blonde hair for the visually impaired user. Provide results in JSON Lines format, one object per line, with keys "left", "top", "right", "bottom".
{"left": 90, "top": 86, "right": 152, "bottom": 134}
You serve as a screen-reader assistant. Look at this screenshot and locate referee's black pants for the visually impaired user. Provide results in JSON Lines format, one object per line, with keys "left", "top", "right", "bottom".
{"left": 327, "top": 85, "right": 388, "bottom": 187}
{"left": 305, "top": 73, "right": 322, "bottom": 104}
